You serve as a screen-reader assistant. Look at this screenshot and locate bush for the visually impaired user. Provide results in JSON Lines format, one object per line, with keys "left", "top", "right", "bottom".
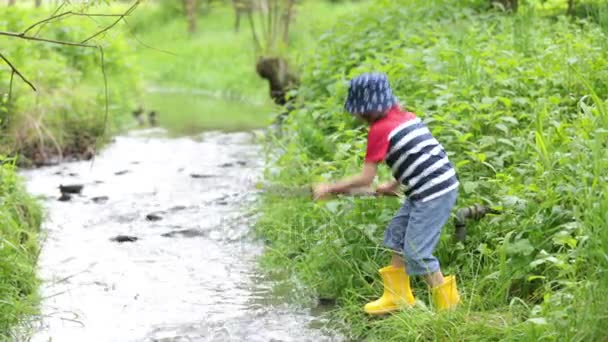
{"left": 257, "top": 0, "right": 608, "bottom": 339}
{"left": 0, "top": 6, "right": 142, "bottom": 164}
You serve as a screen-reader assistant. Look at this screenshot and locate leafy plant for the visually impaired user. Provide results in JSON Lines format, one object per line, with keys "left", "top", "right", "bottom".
{"left": 256, "top": 0, "right": 608, "bottom": 339}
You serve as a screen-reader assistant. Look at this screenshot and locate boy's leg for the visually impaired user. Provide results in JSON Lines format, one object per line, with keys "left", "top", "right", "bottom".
{"left": 401, "top": 189, "right": 460, "bottom": 309}
{"left": 401, "top": 189, "right": 457, "bottom": 279}
{"left": 390, "top": 252, "right": 405, "bottom": 269}
{"left": 383, "top": 199, "right": 411, "bottom": 256}
{"left": 424, "top": 271, "right": 445, "bottom": 288}
{"left": 363, "top": 199, "right": 414, "bottom": 315}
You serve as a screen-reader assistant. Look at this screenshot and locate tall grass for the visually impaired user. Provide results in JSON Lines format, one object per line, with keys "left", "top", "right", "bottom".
{"left": 0, "top": 157, "right": 42, "bottom": 340}
{"left": 256, "top": 0, "right": 608, "bottom": 339}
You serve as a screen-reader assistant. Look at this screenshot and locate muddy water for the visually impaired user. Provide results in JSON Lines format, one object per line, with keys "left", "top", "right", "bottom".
{"left": 21, "top": 129, "right": 340, "bottom": 342}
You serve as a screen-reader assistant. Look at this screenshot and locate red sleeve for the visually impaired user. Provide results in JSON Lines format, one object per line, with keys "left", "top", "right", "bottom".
{"left": 365, "top": 125, "right": 389, "bottom": 163}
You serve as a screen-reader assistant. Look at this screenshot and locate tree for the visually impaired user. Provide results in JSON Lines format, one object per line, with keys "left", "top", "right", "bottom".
{"left": 567, "top": 0, "right": 575, "bottom": 15}
{"left": 242, "top": 0, "right": 298, "bottom": 106}
{"left": 184, "top": 0, "right": 197, "bottom": 33}
{"left": 8, "top": 0, "right": 16, "bottom": 6}
{"left": 35, "top": 0, "right": 42, "bottom": 8}
{"left": 233, "top": 0, "right": 246, "bottom": 32}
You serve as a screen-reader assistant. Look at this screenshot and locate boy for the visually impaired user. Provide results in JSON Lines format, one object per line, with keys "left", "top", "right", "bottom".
{"left": 313, "top": 72, "right": 460, "bottom": 314}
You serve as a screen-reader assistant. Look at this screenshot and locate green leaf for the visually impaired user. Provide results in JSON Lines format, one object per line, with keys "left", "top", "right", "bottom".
{"left": 325, "top": 201, "right": 341, "bottom": 214}
{"left": 506, "top": 238, "right": 534, "bottom": 256}
{"left": 462, "top": 181, "right": 478, "bottom": 194}
{"left": 526, "top": 317, "right": 548, "bottom": 325}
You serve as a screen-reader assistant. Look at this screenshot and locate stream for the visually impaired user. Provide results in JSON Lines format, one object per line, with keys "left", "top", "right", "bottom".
{"left": 20, "top": 129, "right": 340, "bottom": 342}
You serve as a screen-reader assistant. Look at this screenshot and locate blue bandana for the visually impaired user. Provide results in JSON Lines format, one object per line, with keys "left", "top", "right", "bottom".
{"left": 344, "top": 72, "right": 397, "bottom": 115}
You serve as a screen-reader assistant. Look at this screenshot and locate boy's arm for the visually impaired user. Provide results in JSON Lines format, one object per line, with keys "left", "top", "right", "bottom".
{"left": 313, "top": 162, "right": 377, "bottom": 200}
{"left": 376, "top": 179, "right": 401, "bottom": 196}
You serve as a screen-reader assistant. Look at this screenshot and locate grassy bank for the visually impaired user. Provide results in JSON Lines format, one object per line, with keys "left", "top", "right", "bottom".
{"left": 0, "top": 5, "right": 141, "bottom": 165}
{"left": 0, "top": 158, "right": 42, "bottom": 340}
{"left": 256, "top": 0, "right": 608, "bottom": 340}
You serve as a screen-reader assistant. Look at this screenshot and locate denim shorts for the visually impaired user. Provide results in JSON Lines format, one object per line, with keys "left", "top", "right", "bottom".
{"left": 383, "top": 189, "right": 458, "bottom": 276}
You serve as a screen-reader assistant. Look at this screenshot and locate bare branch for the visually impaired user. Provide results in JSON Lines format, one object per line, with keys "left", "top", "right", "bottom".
{"left": 89, "top": 45, "right": 109, "bottom": 168}
{"left": 8, "top": 70, "right": 15, "bottom": 104}
{"left": 33, "top": 1, "right": 67, "bottom": 37}
{"left": 98, "top": 45, "right": 109, "bottom": 137}
{"left": 23, "top": 11, "right": 129, "bottom": 36}
{"left": 0, "top": 52, "right": 37, "bottom": 92}
{"left": 1, "top": 0, "right": 139, "bottom": 155}
{"left": 0, "top": 31, "right": 97, "bottom": 48}
{"left": 122, "top": 18, "right": 179, "bottom": 56}
{"left": 80, "top": 1, "right": 140, "bottom": 44}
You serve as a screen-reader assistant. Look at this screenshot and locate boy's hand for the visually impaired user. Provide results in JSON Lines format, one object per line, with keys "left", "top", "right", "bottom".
{"left": 312, "top": 183, "right": 333, "bottom": 201}
{"left": 376, "top": 181, "right": 400, "bottom": 197}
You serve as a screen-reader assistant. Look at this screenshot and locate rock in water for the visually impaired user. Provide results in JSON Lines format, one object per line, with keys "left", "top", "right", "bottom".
{"left": 146, "top": 213, "right": 163, "bottom": 221}
{"left": 92, "top": 196, "right": 109, "bottom": 204}
{"left": 59, "top": 184, "right": 84, "bottom": 194}
{"left": 58, "top": 193, "right": 72, "bottom": 202}
{"left": 110, "top": 235, "right": 138, "bottom": 243}
{"left": 161, "top": 229, "right": 206, "bottom": 238}
{"left": 190, "top": 173, "right": 215, "bottom": 179}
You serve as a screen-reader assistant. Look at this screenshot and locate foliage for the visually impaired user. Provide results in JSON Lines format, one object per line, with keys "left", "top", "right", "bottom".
{"left": 0, "top": 157, "right": 42, "bottom": 340}
{"left": 257, "top": 0, "right": 608, "bottom": 339}
{"left": 0, "top": 5, "right": 142, "bottom": 164}
{"left": 129, "top": 1, "right": 369, "bottom": 133}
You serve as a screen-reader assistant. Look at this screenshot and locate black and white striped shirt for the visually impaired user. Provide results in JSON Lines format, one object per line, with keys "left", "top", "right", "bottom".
{"left": 385, "top": 117, "right": 459, "bottom": 202}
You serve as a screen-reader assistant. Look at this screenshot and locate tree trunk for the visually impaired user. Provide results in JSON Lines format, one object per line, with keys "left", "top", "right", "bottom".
{"left": 567, "top": 0, "right": 575, "bottom": 16}
{"left": 233, "top": 0, "right": 244, "bottom": 32}
{"left": 256, "top": 57, "right": 298, "bottom": 106}
{"left": 35, "top": 0, "right": 42, "bottom": 7}
{"left": 492, "top": 0, "right": 518, "bottom": 12}
{"left": 235, "top": 13, "right": 241, "bottom": 32}
{"left": 282, "top": 0, "right": 295, "bottom": 44}
{"left": 8, "top": 0, "right": 16, "bottom": 6}
{"left": 184, "top": 0, "right": 197, "bottom": 33}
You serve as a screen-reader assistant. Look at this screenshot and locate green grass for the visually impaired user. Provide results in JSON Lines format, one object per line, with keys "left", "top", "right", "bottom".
{"left": 129, "top": 1, "right": 370, "bottom": 133}
{"left": 0, "top": 157, "right": 42, "bottom": 340}
{"left": 256, "top": 0, "right": 608, "bottom": 340}
{"left": 142, "top": 90, "right": 274, "bottom": 135}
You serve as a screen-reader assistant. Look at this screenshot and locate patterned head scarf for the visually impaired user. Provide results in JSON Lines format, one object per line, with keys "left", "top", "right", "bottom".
{"left": 344, "top": 72, "right": 397, "bottom": 116}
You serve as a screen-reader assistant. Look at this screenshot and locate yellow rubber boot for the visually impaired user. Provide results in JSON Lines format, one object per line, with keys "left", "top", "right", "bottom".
{"left": 364, "top": 265, "right": 415, "bottom": 315}
{"left": 431, "top": 275, "right": 460, "bottom": 311}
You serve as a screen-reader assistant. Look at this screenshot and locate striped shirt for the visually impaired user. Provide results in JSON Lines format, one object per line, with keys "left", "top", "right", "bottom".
{"left": 365, "top": 106, "right": 459, "bottom": 202}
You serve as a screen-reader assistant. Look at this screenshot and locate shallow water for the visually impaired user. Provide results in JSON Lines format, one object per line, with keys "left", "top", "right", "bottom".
{"left": 20, "top": 129, "right": 340, "bottom": 342}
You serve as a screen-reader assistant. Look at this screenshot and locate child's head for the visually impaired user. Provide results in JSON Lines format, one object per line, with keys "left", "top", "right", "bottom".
{"left": 344, "top": 72, "right": 397, "bottom": 123}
